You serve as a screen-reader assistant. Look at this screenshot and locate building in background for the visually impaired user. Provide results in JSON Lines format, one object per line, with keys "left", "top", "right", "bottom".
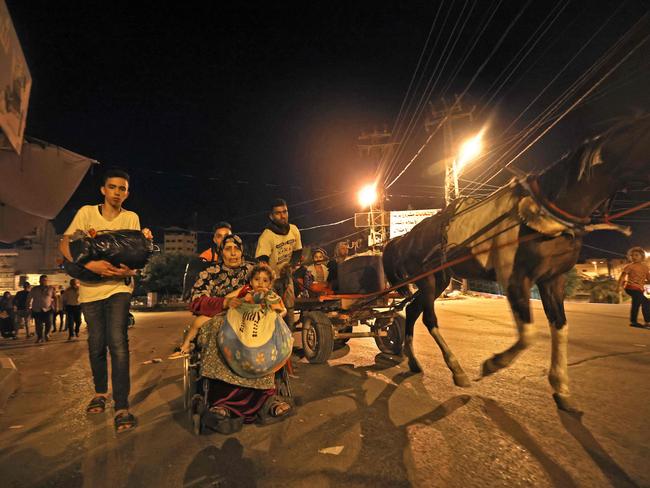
{"left": 575, "top": 255, "right": 648, "bottom": 280}
{"left": 13, "top": 221, "right": 61, "bottom": 273}
{"left": 163, "top": 227, "right": 197, "bottom": 255}
{"left": 0, "top": 221, "right": 69, "bottom": 291}
{"left": 0, "top": 251, "right": 18, "bottom": 291}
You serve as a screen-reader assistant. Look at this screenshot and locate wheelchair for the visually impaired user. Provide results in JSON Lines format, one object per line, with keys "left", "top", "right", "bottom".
{"left": 181, "top": 330, "right": 294, "bottom": 435}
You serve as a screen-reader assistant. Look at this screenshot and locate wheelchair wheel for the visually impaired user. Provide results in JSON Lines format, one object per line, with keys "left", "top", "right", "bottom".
{"left": 183, "top": 356, "right": 191, "bottom": 410}
{"left": 275, "top": 365, "right": 293, "bottom": 398}
{"left": 192, "top": 412, "right": 202, "bottom": 435}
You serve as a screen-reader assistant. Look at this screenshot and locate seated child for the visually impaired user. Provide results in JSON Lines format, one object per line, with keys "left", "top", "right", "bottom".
{"left": 174, "top": 264, "right": 285, "bottom": 356}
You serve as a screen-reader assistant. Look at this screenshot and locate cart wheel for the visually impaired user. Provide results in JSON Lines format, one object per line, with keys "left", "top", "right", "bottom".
{"left": 301, "top": 312, "right": 334, "bottom": 363}
{"left": 374, "top": 315, "right": 405, "bottom": 355}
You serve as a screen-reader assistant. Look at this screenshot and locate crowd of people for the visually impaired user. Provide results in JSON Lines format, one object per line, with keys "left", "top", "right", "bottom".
{"left": 0, "top": 277, "right": 82, "bottom": 342}
{"left": 5, "top": 167, "right": 647, "bottom": 437}
{"left": 54, "top": 169, "right": 323, "bottom": 434}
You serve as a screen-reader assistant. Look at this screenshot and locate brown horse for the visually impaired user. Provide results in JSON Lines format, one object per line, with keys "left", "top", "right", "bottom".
{"left": 383, "top": 115, "right": 650, "bottom": 413}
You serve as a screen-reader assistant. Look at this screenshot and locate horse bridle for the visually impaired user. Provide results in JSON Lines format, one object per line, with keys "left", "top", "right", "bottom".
{"left": 524, "top": 177, "right": 591, "bottom": 227}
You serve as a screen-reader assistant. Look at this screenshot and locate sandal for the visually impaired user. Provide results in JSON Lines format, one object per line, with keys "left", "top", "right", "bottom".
{"left": 168, "top": 351, "right": 188, "bottom": 360}
{"left": 86, "top": 396, "right": 107, "bottom": 414}
{"left": 114, "top": 412, "right": 137, "bottom": 433}
{"left": 270, "top": 401, "right": 291, "bottom": 418}
{"left": 208, "top": 405, "right": 230, "bottom": 419}
{"left": 257, "top": 396, "right": 294, "bottom": 425}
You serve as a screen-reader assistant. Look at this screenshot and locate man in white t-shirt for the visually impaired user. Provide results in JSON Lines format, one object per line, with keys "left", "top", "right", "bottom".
{"left": 255, "top": 198, "right": 302, "bottom": 327}
{"left": 59, "top": 169, "right": 152, "bottom": 433}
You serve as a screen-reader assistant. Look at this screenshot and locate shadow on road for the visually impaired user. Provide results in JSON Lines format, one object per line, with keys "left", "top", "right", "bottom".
{"left": 183, "top": 439, "right": 257, "bottom": 488}
{"left": 1, "top": 444, "right": 85, "bottom": 487}
{"left": 479, "top": 396, "right": 578, "bottom": 487}
{"left": 558, "top": 411, "right": 639, "bottom": 488}
{"left": 236, "top": 353, "right": 474, "bottom": 486}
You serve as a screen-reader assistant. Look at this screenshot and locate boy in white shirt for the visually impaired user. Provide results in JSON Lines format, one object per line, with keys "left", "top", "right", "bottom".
{"left": 60, "top": 169, "right": 152, "bottom": 433}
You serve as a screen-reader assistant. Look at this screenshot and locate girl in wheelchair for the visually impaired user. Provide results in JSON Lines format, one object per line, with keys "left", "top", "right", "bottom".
{"left": 172, "top": 236, "right": 293, "bottom": 434}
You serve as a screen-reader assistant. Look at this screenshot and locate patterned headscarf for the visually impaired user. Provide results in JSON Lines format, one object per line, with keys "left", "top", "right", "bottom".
{"left": 219, "top": 234, "right": 244, "bottom": 255}
{"left": 191, "top": 234, "right": 250, "bottom": 302}
{"left": 312, "top": 247, "right": 329, "bottom": 263}
{"left": 190, "top": 260, "right": 253, "bottom": 302}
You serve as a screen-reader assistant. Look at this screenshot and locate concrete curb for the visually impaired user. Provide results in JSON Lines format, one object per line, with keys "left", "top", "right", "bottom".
{"left": 0, "top": 354, "right": 19, "bottom": 411}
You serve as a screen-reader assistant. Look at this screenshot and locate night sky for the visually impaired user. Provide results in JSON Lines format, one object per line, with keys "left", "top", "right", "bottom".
{"left": 6, "top": 0, "right": 650, "bottom": 256}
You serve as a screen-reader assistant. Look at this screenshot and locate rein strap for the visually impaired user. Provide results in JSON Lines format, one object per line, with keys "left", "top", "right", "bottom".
{"left": 526, "top": 178, "right": 591, "bottom": 225}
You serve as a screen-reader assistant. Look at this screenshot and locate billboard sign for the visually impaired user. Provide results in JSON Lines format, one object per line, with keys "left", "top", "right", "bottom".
{"left": 389, "top": 209, "right": 440, "bottom": 238}
{"left": 0, "top": 0, "right": 31, "bottom": 154}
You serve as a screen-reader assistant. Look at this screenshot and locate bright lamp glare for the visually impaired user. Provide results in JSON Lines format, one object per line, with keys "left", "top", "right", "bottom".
{"left": 457, "top": 132, "right": 484, "bottom": 170}
{"left": 358, "top": 184, "right": 377, "bottom": 207}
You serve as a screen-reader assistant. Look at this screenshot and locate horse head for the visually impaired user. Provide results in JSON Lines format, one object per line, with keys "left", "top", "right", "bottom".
{"left": 541, "top": 114, "right": 650, "bottom": 219}
{"left": 599, "top": 113, "right": 650, "bottom": 187}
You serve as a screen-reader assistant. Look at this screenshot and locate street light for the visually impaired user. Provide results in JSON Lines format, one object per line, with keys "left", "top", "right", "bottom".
{"left": 445, "top": 129, "right": 485, "bottom": 205}
{"left": 358, "top": 184, "right": 378, "bottom": 208}
{"left": 358, "top": 183, "right": 386, "bottom": 248}
{"left": 456, "top": 131, "right": 484, "bottom": 171}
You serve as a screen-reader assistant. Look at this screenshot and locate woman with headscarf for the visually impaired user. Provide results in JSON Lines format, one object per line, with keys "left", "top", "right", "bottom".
{"left": 306, "top": 248, "right": 333, "bottom": 295}
{"left": 183, "top": 235, "right": 292, "bottom": 432}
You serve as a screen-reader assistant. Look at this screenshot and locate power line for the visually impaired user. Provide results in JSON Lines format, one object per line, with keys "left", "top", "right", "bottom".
{"left": 464, "top": 5, "right": 643, "bottom": 196}
{"left": 477, "top": 31, "right": 650, "bottom": 192}
{"left": 582, "top": 244, "right": 626, "bottom": 257}
{"left": 381, "top": 0, "right": 446, "bottom": 178}
{"left": 385, "top": 0, "right": 532, "bottom": 190}
{"left": 300, "top": 217, "right": 354, "bottom": 232}
{"left": 381, "top": 0, "right": 479, "bottom": 184}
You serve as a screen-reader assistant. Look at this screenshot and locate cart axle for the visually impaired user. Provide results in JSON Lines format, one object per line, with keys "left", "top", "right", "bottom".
{"left": 334, "top": 331, "right": 388, "bottom": 339}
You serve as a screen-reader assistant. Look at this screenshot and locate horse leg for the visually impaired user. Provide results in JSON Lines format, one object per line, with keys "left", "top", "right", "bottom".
{"left": 404, "top": 296, "right": 423, "bottom": 373}
{"left": 482, "top": 275, "right": 535, "bottom": 376}
{"left": 420, "top": 280, "right": 471, "bottom": 387}
{"left": 538, "top": 275, "right": 582, "bottom": 414}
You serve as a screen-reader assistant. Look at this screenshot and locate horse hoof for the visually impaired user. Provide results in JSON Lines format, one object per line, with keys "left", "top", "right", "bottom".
{"left": 453, "top": 373, "right": 471, "bottom": 388}
{"left": 481, "top": 358, "right": 499, "bottom": 377}
{"left": 407, "top": 358, "right": 423, "bottom": 373}
{"left": 553, "top": 393, "right": 583, "bottom": 417}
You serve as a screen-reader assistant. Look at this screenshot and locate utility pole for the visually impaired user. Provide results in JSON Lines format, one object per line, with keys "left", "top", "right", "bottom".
{"left": 425, "top": 97, "right": 475, "bottom": 206}
{"left": 426, "top": 97, "right": 475, "bottom": 294}
{"left": 357, "top": 128, "right": 399, "bottom": 248}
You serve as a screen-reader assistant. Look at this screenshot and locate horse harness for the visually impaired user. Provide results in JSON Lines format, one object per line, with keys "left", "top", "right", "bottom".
{"left": 519, "top": 176, "right": 630, "bottom": 237}
{"left": 426, "top": 175, "right": 626, "bottom": 277}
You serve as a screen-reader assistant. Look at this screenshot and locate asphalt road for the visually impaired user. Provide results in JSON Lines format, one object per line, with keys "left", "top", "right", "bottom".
{"left": 0, "top": 296, "right": 648, "bottom": 488}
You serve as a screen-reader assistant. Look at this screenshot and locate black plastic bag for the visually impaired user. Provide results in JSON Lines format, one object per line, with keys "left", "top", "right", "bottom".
{"left": 62, "top": 260, "right": 103, "bottom": 282}
{"left": 69, "top": 230, "right": 153, "bottom": 269}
